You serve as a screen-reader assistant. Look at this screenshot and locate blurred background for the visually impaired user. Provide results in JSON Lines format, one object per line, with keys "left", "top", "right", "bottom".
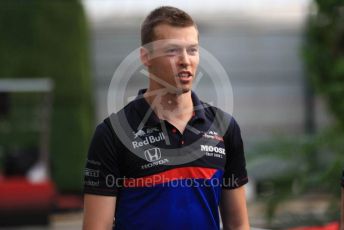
{"left": 0, "top": 0, "right": 343, "bottom": 229}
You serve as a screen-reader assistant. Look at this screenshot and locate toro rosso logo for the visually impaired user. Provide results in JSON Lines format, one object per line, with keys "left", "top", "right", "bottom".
{"left": 202, "top": 130, "right": 224, "bottom": 142}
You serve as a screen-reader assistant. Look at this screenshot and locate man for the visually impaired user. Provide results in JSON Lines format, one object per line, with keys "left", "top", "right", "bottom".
{"left": 83, "top": 6, "right": 249, "bottom": 230}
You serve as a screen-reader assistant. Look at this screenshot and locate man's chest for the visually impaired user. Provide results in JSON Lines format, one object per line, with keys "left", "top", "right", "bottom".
{"left": 117, "top": 125, "right": 228, "bottom": 178}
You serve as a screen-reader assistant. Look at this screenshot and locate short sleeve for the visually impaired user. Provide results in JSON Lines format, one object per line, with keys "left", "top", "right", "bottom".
{"left": 222, "top": 118, "right": 248, "bottom": 189}
{"left": 83, "top": 120, "right": 121, "bottom": 196}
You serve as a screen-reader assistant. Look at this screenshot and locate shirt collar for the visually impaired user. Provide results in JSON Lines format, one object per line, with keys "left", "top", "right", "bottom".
{"left": 134, "top": 89, "right": 206, "bottom": 126}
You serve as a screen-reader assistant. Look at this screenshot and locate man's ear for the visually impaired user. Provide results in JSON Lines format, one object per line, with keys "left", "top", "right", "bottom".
{"left": 140, "top": 47, "right": 151, "bottom": 67}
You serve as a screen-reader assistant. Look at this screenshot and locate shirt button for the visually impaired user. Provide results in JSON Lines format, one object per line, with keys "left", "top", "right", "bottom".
{"left": 172, "top": 128, "right": 177, "bottom": 133}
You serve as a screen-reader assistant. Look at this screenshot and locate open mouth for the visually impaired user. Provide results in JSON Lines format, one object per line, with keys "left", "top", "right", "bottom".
{"left": 177, "top": 71, "right": 192, "bottom": 79}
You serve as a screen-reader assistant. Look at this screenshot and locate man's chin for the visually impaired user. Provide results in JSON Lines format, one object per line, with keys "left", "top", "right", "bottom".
{"left": 175, "top": 86, "right": 191, "bottom": 95}
{"left": 164, "top": 85, "right": 192, "bottom": 95}
{"left": 181, "top": 88, "right": 191, "bottom": 94}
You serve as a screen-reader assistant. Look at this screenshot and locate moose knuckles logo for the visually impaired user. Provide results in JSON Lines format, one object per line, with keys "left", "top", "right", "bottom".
{"left": 200, "top": 145, "right": 226, "bottom": 159}
{"left": 107, "top": 38, "right": 234, "bottom": 166}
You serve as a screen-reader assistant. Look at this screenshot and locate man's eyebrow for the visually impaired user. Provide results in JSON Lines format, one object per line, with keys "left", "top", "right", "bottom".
{"left": 164, "top": 44, "right": 180, "bottom": 47}
{"left": 163, "top": 43, "right": 199, "bottom": 47}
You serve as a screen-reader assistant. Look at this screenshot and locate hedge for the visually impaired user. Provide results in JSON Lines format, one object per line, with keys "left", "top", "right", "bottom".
{"left": 0, "top": 0, "right": 94, "bottom": 192}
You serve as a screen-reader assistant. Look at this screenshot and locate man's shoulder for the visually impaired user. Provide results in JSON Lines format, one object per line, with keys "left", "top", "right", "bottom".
{"left": 104, "top": 99, "right": 138, "bottom": 124}
{"left": 92, "top": 117, "right": 115, "bottom": 139}
{"left": 200, "top": 100, "right": 240, "bottom": 135}
{"left": 200, "top": 100, "right": 234, "bottom": 122}
{"left": 101, "top": 100, "right": 139, "bottom": 137}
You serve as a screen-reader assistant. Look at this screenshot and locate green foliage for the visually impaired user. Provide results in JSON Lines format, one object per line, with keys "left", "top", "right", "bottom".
{"left": 0, "top": 93, "right": 41, "bottom": 149}
{"left": 0, "top": 0, "right": 94, "bottom": 192}
{"left": 303, "top": 0, "right": 344, "bottom": 127}
{"left": 248, "top": 0, "right": 343, "bottom": 225}
{"left": 248, "top": 128, "right": 344, "bottom": 226}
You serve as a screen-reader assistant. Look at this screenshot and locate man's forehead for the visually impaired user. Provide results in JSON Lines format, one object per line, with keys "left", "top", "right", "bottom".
{"left": 153, "top": 24, "right": 198, "bottom": 39}
{"left": 152, "top": 39, "right": 198, "bottom": 48}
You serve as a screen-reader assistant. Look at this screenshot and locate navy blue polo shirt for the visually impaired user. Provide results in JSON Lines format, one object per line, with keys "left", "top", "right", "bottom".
{"left": 84, "top": 89, "right": 248, "bottom": 230}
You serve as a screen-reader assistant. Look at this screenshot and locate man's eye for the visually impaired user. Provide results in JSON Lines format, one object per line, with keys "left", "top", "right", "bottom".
{"left": 166, "top": 48, "right": 178, "bottom": 53}
{"left": 188, "top": 48, "right": 198, "bottom": 54}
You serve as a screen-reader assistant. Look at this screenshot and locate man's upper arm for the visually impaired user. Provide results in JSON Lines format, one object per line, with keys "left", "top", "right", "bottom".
{"left": 83, "top": 119, "right": 122, "bottom": 229}
{"left": 220, "top": 117, "right": 249, "bottom": 229}
{"left": 222, "top": 117, "right": 248, "bottom": 189}
{"left": 83, "top": 120, "right": 121, "bottom": 196}
{"left": 220, "top": 187, "right": 249, "bottom": 230}
{"left": 83, "top": 194, "right": 116, "bottom": 230}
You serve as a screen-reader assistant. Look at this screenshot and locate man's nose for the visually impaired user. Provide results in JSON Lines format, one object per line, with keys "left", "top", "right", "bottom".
{"left": 177, "top": 49, "right": 190, "bottom": 67}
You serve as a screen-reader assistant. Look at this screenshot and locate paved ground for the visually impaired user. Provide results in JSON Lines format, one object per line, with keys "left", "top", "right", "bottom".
{"left": 0, "top": 211, "right": 268, "bottom": 230}
{"left": 0, "top": 195, "right": 333, "bottom": 230}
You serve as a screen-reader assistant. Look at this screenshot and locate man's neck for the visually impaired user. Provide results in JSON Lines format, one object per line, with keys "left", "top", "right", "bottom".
{"left": 143, "top": 87, "right": 194, "bottom": 133}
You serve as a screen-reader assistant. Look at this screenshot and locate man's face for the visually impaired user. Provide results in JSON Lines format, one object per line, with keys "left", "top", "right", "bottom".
{"left": 143, "top": 24, "right": 199, "bottom": 94}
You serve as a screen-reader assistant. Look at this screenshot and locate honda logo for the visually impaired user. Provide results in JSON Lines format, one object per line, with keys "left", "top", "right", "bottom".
{"left": 144, "top": 148, "right": 161, "bottom": 162}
